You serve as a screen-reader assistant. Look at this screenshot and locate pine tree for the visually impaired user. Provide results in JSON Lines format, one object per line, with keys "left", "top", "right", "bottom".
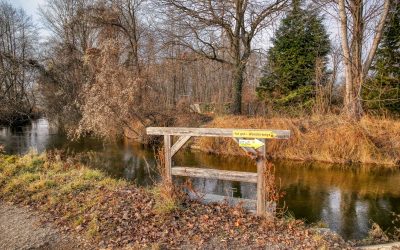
{"left": 257, "top": 0, "right": 330, "bottom": 111}
{"left": 363, "top": 1, "right": 400, "bottom": 115}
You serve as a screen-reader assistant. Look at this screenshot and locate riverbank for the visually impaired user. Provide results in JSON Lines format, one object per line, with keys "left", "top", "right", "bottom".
{"left": 0, "top": 152, "right": 352, "bottom": 249}
{"left": 194, "top": 115, "right": 400, "bottom": 166}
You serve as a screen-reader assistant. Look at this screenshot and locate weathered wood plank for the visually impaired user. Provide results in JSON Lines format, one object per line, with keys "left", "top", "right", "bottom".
{"left": 164, "top": 135, "right": 172, "bottom": 183}
{"left": 187, "top": 191, "right": 257, "bottom": 211}
{"left": 187, "top": 192, "right": 276, "bottom": 214}
{"left": 171, "top": 135, "right": 191, "bottom": 156}
{"left": 147, "top": 127, "right": 290, "bottom": 139}
{"left": 172, "top": 167, "right": 258, "bottom": 183}
{"left": 256, "top": 140, "right": 266, "bottom": 216}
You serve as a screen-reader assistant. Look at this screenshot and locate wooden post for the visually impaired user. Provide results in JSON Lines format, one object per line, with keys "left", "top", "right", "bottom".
{"left": 164, "top": 135, "right": 172, "bottom": 183}
{"left": 256, "top": 140, "right": 266, "bottom": 216}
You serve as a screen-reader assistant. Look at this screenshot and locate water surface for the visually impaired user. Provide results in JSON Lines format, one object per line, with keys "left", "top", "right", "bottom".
{"left": 1, "top": 118, "right": 400, "bottom": 240}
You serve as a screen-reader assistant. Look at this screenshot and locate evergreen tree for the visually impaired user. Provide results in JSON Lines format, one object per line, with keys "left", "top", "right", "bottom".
{"left": 257, "top": 0, "right": 330, "bottom": 111}
{"left": 363, "top": 1, "right": 400, "bottom": 115}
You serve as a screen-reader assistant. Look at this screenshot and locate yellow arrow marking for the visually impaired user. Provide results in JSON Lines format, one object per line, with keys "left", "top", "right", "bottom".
{"left": 238, "top": 139, "right": 265, "bottom": 149}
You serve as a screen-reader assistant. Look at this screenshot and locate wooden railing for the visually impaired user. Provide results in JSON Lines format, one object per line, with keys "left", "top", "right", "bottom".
{"left": 146, "top": 127, "right": 290, "bottom": 216}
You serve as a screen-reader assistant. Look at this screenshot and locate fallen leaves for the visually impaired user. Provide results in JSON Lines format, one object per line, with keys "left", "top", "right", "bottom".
{"left": 37, "top": 186, "right": 351, "bottom": 249}
{"left": 0, "top": 153, "right": 352, "bottom": 249}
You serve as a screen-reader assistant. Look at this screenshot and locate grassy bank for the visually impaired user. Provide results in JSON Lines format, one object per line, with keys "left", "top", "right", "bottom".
{"left": 195, "top": 115, "right": 400, "bottom": 166}
{"left": 0, "top": 152, "right": 351, "bottom": 249}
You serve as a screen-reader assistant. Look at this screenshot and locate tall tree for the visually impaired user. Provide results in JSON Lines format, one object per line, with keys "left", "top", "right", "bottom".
{"left": 38, "top": 0, "right": 95, "bottom": 127}
{"left": 337, "top": 0, "right": 390, "bottom": 120}
{"left": 257, "top": 0, "right": 330, "bottom": 112}
{"left": 363, "top": 1, "right": 400, "bottom": 115}
{"left": 0, "top": 1, "right": 37, "bottom": 125}
{"left": 159, "top": 0, "right": 288, "bottom": 114}
{"left": 87, "top": 0, "right": 146, "bottom": 73}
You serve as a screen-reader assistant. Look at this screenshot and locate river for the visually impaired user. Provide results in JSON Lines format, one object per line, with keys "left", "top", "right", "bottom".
{"left": 1, "top": 118, "right": 400, "bottom": 240}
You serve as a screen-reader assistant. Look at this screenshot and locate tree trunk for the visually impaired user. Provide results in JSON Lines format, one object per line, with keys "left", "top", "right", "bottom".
{"left": 339, "top": 0, "right": 364, "bottom": 121}
{"left": 232, "top": 62, "right": 246, "bottom": 115}
{"left": 338, "top": 0, "right": 390, "bottom": 121}
{"left": 344, "top": 75, "right": 364, "bottom": 120}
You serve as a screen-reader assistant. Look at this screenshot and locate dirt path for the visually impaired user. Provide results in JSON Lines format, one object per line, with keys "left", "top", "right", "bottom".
{"left": 0, "top": 202, "right": 90, "bottom": 250}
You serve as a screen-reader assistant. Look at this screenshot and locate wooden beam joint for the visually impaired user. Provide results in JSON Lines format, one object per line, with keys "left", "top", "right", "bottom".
{"left": 171, "top": 135, "right": 191, "bottom": 157}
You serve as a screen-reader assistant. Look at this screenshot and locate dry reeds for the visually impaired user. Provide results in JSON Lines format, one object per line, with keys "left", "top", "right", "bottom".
{"left": 195, "top": 115, "right": 400, "bottom": 166}
{"left": 263, "top": 162, "right": 286, "bottom": 219}
{"left": 152, "top": 147, "right": 185, "bottom": 214}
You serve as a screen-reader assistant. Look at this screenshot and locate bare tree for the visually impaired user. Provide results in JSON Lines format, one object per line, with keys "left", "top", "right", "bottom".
{"left": 39, "top": 0, "right": 96, "bottom": 52}
{"left": 159, "top": 0, "right": 288, "bottom": 114}
{"left": 38, "top": 0, "right": 96, "bottom": 127}
{"left": 86, "top": 0, "right": 147, "bottom": 73}
{"left": 337, "top": 0, "right": 390, "bottom": 120}
{"left": 0, "top": 1, "right": 37, "bottom": 125}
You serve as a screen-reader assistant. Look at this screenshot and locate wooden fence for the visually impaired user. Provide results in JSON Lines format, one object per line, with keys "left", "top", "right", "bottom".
{"left": 146, "top": 127, "right": 290, "bottom": 216}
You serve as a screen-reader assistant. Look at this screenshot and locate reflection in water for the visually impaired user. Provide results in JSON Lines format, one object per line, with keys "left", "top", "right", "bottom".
{"left": 0, "top": 119, "right": 54, "bottom": 154}
{"left": 1, "top": 119, "right": 400, "bottom": 240}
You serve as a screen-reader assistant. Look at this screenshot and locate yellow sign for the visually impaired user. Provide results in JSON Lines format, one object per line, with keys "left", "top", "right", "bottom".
{"left": 233, "top": 130, "right": 277, "bottom": 139}
{"left": 238, "top": 139, "right": 265, "bottom": 149}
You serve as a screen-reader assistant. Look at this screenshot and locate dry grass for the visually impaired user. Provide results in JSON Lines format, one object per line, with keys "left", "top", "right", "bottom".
{"left": 196, "top": 115, "right": 400, "bottom": 166}
{"left": 151, "top": 147, "right": 186, "bottom": 214}
{"left": 0, "top": 151, "right": 127, "bottom": 207}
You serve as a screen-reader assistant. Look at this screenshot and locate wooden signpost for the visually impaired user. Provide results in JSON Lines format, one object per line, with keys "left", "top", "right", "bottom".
{"left": 146, "top": 127, "right": 290, "bottom": 216}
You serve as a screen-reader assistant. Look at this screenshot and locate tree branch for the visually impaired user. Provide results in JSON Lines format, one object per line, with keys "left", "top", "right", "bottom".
{"left": 362, "top": 0, "right": 390, "bottom": 77}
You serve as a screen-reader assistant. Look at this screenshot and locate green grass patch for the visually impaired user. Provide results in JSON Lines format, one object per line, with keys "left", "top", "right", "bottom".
{"left": 0, "top": 172, "right": 5, "bottom": 185}
{"left": 150, "top": 185, "right": 181, "bottom": 214}
{"left": 83, "top": 169, "right": 105, "bottom": 181}
{"left": 0, "top": 152, "right": 127, "bottom": 208}
{"left": 1, "top": 163, "right": 19, "bottom": 177}
{"left": 28, "top": 179, "right": 57, "bottom": 192}
{"left": 87, "top": 215, "right": 100, "bottom": 238}
{"left": 2, "top": 172, "right": 40, "bottom": 196}
{"left": 3, "top": 155, "right": 17, "bottom": 164}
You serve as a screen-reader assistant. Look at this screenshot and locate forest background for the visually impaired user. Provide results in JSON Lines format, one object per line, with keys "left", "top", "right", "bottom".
{"left": 0, "top": 0, "right": 399, "bottom": 165}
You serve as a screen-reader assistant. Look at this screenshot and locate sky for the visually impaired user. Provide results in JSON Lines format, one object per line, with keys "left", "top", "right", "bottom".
{"left": 10, "top": 0, "right": 44, "bottom": 21}
{"left": 9, "top": 0, "right": 47, "bottom": 36}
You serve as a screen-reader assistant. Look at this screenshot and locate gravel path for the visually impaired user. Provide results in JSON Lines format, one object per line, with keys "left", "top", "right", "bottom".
{"left": 0, "top": 203, "right": 90, "bottom": 250}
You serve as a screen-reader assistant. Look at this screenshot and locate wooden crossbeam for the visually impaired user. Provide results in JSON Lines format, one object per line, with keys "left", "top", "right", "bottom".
{"left": 171, "top": 135, "right": 191, "bottom": 156}
{"left": 171, "top": 166, "right": 258, "bottom": 183}
{"left": 147, "top": 127, "right": 290, "bottom": 139}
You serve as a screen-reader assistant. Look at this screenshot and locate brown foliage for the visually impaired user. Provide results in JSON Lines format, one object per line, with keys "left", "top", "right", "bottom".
{"left": 263, "top": 162, "right": 285, "bottom": 205}
{"left": 196, "top": 115, "right": 400, "bottom": 166}
{"left": 75, "top": 37, "right": 143, "bottom": 139}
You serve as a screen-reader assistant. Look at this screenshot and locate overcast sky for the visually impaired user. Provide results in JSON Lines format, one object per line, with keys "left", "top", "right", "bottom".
{"left": 10, "top": 0, "right": 44, "bottom": 21}
{"left": 9, "top": 0, "right": 47, "bottom": 38}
